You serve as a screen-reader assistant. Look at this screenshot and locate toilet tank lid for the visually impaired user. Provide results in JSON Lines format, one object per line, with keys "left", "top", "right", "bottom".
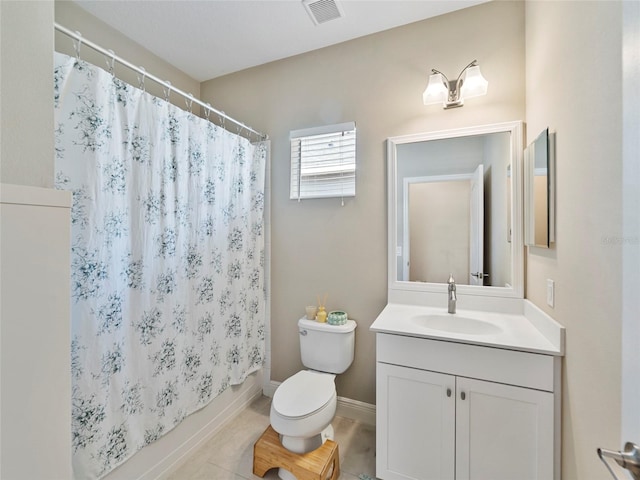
{"left": 273, "top": 370, "right": 335, "bottom": 418}
{"left": 298, "top": 318, "right": 356, "bottom": 333}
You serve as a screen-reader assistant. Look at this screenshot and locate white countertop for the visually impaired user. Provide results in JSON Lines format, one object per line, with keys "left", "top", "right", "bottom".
{"left": 370, "top": 302, "right": 565, "bottom": 356}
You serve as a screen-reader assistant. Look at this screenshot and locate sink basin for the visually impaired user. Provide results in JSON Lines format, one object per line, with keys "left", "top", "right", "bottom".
{"left": 411, "top": 314, "right": 502, "bottom": 335}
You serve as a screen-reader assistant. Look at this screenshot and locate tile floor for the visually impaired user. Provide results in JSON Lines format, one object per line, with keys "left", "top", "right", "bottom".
{"left": 165, "top": 395, "right": 377, "bottom": 480}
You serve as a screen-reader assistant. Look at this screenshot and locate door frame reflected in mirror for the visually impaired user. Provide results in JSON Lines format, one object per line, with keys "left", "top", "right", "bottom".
{"left": 387, "top": 121, "right": 524, "bottom": 299}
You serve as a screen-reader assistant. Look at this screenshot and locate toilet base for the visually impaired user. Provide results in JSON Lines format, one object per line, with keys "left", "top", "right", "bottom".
{"left": 277, "top": 425, "right": 335, "bottom": 479}
{"left": 280, "top": 424, "right": 334, "bottom": 455}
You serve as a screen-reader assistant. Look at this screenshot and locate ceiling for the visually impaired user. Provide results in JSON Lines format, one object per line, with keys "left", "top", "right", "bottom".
{"left": 73, "top": 0, "right": 487, "bottom": 82}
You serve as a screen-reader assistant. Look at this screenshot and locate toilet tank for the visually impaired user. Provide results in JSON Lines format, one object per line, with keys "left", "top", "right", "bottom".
{"left": 298, "top": 318, "right": 357, "bottom": 374}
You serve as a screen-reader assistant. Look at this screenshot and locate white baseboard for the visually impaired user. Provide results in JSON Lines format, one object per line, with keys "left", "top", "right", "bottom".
{"left": 263, "top": 379, "right": 279, "bottom": 398}
{"left": 265, "top": 381, "right": 376, "bottom": 426}
{"left": 335, "top": 395, "right": 376, "bottom": 426}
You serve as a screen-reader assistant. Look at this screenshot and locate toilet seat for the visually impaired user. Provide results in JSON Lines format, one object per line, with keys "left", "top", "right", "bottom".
{"left": 272, "top": 370, "right": 335, "bottom": 419}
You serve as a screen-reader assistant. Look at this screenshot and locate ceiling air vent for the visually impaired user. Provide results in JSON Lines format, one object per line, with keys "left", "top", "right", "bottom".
{"left": 303, "top": 0, "right": 345, "bottom": 25}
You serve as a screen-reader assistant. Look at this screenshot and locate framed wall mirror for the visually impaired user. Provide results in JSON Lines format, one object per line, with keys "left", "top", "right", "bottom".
{"left": 387, "top": 121, "right": 524, "bottom": 299}
{"left": 524, "top": 128, "right": 555, "bottom": 248}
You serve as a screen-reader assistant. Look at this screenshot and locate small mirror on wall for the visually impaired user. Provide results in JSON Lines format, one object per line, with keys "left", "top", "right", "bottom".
{"left": 524, "top": 128, "right": 555, "bottom": 248}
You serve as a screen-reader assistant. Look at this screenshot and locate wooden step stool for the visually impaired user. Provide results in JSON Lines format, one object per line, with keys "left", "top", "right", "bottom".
{"left": 253, "top": 425, "right": 340, "bottom": 480}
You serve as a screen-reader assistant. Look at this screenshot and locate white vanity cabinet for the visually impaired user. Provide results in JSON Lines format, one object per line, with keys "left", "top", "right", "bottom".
{"left": 376, "top": 332, "right": 560, "bottom": 480}
{"left": 377, "top": 362, "right": 455, "bottom": 479}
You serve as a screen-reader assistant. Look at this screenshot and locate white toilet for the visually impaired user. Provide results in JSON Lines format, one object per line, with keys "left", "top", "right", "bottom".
{"left": 270, "top": 317, "right": 356, "bottom": 478}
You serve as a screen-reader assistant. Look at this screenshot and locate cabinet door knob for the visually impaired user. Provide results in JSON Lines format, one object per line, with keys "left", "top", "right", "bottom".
{"left": 446, "top": 388, "right": 452, "bottom": 397}
{"left": 461, "top": 391, "right": 466, "bottom": 400}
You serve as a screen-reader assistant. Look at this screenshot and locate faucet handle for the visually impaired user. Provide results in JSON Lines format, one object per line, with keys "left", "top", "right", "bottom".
{"left": 448, "top": 274, "right": 455, "bottom": 285}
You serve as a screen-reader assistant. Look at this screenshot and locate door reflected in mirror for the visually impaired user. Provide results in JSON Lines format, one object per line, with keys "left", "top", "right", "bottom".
{"left": 387, "top": 122, "right": 524, "bottom": 299}
{"left": 404, "top": 167, "right": 487, "bottom": 285}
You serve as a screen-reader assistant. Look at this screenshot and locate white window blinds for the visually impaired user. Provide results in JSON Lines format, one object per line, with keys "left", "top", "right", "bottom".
{"left": 290, "top": 122, "right": 356, "bottom": 201}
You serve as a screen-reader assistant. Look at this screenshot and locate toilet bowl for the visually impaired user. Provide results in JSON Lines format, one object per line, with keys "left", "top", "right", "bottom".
{"left": 270, "top": 370, "right": 337, "bottom": 453}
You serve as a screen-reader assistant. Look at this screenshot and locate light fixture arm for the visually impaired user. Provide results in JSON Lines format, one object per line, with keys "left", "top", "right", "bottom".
{"left": 455, "top": 60, "right": 479, "bottom": 83}
{"left": 431, "top": 68, "right": 450, "bottom": 85}
{"left": 449, "top": 60, "right": 478, "bottom": 105}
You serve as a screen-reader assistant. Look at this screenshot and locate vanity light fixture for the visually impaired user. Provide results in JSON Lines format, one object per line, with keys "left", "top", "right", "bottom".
{"left": 423, "top": 60, "right": 488, "bottom": 109}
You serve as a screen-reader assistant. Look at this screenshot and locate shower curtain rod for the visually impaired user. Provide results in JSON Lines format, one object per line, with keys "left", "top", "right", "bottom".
{"left": 54, "top": 22, "right": 267, "bottom": 141}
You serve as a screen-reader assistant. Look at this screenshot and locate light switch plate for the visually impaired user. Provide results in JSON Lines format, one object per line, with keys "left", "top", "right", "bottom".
{"left": 547, "top": 279, "right": 555, "bottom": 307}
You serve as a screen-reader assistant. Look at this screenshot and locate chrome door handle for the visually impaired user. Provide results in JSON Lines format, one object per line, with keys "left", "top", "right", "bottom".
{"left": 598, "top": 442, "right": 640, "bottom": 480}
{"left": 471, "top": 272, "right": 489, "bottom": 278}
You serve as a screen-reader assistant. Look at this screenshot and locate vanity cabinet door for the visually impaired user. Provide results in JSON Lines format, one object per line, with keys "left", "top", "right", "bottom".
{"left": 376, "top": 362, "right": 455, "bottom": 480}
{"left": 455, "top": 377, "right": 554, "bottom": 480}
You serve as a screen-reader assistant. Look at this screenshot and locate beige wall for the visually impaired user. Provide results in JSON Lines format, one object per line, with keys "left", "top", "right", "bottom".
{"left": 621, "top": 0, "right": 640, "bottom": 445}
{"left": 202, "top": 0, "right": 526, "bottom": 404}
{"left": 526, "top": 2, "right": 623, "bottom": 479}
{"left": 0, "top": 0, "right": 55, "bottom": 187}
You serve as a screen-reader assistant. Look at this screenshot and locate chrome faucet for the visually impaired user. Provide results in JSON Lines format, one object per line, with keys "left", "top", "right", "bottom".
{"left": 447, "top": 274, "right": 456, "bottom": 314}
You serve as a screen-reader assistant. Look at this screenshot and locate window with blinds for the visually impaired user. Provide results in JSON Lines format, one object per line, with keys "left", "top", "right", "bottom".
{"left": 290, "top": 122, "right": 356, "bottom": 201}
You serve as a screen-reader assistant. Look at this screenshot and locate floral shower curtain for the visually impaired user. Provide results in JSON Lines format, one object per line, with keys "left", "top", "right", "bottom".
{"left": 53, "top": 52, "right": 267, "bottom": 479}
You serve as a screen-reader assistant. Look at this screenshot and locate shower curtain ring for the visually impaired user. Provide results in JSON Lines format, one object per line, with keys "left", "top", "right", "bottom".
{"left": 204, "top": 103, "right": 212, "bottom": 121}
{"left": 163, "top": 81, "right": 172, "bottom": 102}
{"left": 105, "top": 49, "right": 115, "bottom": 75}
{"left": 73, "top": 31, "right": 82, "bottom": 60}
{"left": 186, "top": 94, "right": 194, "bottom": 113}
{"left": 137, "top": 67, "right": 146, "bottom": 92}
